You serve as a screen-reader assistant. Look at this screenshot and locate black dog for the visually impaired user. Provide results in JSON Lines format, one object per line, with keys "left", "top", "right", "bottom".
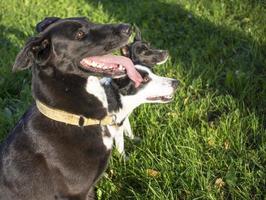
{"left": 0, "top": 17, "right": 133, "bottom": 200}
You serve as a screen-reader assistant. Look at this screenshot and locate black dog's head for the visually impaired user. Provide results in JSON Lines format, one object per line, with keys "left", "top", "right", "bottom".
{"left": 120, "top": 26, "right": 168, "bottom": 67}
{"left": 13, "top": 17, "right": 132, "bottom": 78}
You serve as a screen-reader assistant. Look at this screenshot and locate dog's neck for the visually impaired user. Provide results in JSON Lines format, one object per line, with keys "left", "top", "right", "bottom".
{"left": 32, "top": 65, "right": 107, "bottom": 119}
{"left": 115, "top": 95, "right": 142, "bottom": 123}
{"left": 101, "top": 78, "right": 142, "bottom": 124}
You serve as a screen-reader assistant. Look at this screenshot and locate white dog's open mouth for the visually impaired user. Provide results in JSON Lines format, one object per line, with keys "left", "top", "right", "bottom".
{"left": 80, "top": 54, "right": 132, "bottom": 78}
{"left": 147, "top": 95, "right": 174, "bottom": 102}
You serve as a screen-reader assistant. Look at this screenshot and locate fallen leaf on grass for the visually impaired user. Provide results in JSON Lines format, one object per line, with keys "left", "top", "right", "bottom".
{"left": 207, "top": 138, "right": 215, "bottom": 146}
{"left": 109, "top": 169, "right": 115, "bottom": 178}
{"left": 167, "top": 112, "right": 178, "bottom": 117}
{"left": 146, "top": 169, "right": 160, "bottom": 177}
{"left": 224, "top": 140, "right": 230, "bottom": 150}
{"left": 184, "top": 97, "right": 189, "bottom": 105}
{"left": 215, "top": 178, "right": 225, "bottom": 189}
{"left": 242, "top": 17, "right": 250, "bottom": 22}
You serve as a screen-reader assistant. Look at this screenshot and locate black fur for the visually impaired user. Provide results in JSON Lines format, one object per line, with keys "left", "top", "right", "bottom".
{"left": 36, "top": 17, "right": 60, "bottom": 32}
{"left": 120, "top": 26, "right": 168, "bottom": 67}
{"left": 0, "top": 17, "right": 132, "bottom": 200}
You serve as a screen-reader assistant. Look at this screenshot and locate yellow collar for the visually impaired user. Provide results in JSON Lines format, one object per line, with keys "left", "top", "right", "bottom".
{"left": 36, "top": 100, "right": 116, "bottom": 127}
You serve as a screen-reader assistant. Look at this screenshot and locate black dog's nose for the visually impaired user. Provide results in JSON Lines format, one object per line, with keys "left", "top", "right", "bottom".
{"left": 162, "top": 50, "right": 169, "bottom": 56}
{"left": 172, "top": 80, "right": 179, "bottom": 89}
{"left": 119, "top": 24, "right": 132, "bottom": 36}
{"left": 161, "top": 50, "right": 169, "bottom": 59}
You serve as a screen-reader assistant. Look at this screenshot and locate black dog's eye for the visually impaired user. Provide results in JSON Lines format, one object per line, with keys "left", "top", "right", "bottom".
{"left": 142, "top": 46, "right": 148, "bottom": 51}
{"left": 75, "top": 30, "right": 86, "bottom": 40}
{"left": 140, "top": 45, "right": 150, "bottom": 54}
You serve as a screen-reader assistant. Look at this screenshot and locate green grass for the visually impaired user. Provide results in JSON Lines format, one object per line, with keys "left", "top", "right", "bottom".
{"left": 0, "top": 0, "right": 265, "bottom": 199}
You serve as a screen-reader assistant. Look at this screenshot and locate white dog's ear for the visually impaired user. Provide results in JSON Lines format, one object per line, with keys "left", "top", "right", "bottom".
{"left": 13, "top": 36, "right": 51, "bottom": 72}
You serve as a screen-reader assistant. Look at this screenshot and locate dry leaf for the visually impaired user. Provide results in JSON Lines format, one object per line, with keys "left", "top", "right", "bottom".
{"left": 167, "top": 112, "right": 178, "bottom": 117}
{"left": 224, "top": 140, "right": 230, "bottom": 150}
{"left": 109, "top": 169, "right": 115, "bottom": 177}
{"left": 215, "top": 178, "right": 225, "bottom": 188}
{"left": 184, "top": 97, "right": 189, "bottom": 105}
{"left": 146, "top": 169, "right": 160, "bottom": 177}
{"left": 207, "top": 138, "right": 215, "bottom": 146}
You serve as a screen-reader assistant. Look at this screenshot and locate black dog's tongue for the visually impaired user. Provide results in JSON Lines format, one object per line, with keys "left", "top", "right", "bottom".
{"left": 81, "top": 55, "right": 143, "bottom": 87}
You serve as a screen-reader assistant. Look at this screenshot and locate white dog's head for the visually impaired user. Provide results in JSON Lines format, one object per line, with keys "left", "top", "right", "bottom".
{"left": 113, "top": 65, "right": 178, "bottom": 105}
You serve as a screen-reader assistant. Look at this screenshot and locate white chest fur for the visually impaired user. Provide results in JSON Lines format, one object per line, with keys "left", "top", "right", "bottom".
{"left": 85, "top": 76, "right": 108, "bottom": 109}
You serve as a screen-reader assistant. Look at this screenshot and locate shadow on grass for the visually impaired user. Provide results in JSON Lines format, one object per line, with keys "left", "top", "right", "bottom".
{"left": 86, "top": 0, "right": 265, "bottom": 119}
{"left": 0, "top": 25, "right": 31, "bottom": 140}
{"left": 84, "top": 0, "right": 265, "bottom": 199}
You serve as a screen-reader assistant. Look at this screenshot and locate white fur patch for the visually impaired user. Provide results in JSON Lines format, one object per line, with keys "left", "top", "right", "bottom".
{"left": 86, "top": 76, "right": 108, "bottom": 108}
{"left": 105, "top": 125, "right": 125, "bottom": 152}
{"left": 100, "top": 77, "right": 112, "bottom": 86}
{"left": 102, "top": 136, "right": 113, "bottom": 150}
{"left": 114, "top": 128, "right": 125, "bottom": 155}
{"left": 123, "top": 117, "right": 134, "bottom": 139}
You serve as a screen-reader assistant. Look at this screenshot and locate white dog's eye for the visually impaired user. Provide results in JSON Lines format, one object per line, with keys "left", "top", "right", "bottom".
{"left": 143, "top": 76, "right": 150, "bottom": 83}
{"left": 75, "top": 30, "right": 86, "bottom": 40}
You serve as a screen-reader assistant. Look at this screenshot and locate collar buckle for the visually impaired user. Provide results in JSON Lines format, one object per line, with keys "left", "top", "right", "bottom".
{"left": 110, "top": 114, "right": 117, "bottom": 126}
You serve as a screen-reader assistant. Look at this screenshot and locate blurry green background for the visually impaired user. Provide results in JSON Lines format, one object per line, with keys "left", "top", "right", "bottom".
{"left": 0, "top": 0, "right": 265, "bottom": 199}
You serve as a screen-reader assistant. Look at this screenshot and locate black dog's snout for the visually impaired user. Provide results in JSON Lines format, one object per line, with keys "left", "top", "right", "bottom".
{"left": 172, "top": 80, "right": 179, "bottom": 89}
{"left": 161, "top": 50, "right": 169, "bottom": 59}
{"left": 162, "top": 50, "right": 169, "bottom": 56}
{"left": 119, "top": 24, "right": 132, "bottom": 36}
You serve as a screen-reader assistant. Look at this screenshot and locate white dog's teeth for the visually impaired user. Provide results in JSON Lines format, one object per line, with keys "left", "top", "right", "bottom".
{"left": 91, "top": 61, "right": 97, "bottom": 67}
{"left": 84, "top": 60, "right": 91, "bottom": 66}
{"left": 98, "top": 64, "right": 105, "bottom": 68}
{"left": 118, "top": 64, "right": 125, "bottom": 70}
{"left": 81, "top": 60, "right": 87, "bottom": 66}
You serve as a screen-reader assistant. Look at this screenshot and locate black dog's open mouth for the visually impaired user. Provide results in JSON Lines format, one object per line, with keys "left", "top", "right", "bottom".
{"left": 147, "top": 95, "right": 174, "bottom": 102}
{"left": 80, "top": 54, "right": 127, "bottom": 78}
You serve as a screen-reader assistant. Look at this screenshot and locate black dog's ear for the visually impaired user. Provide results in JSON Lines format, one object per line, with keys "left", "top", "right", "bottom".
{"left": 13, "top": 36, "right": 51, "bottom": 72}
{"left": 36, "top": 17, "right": 60, "bottom": 32}
{"left": 134, "top": 26, "right": 142, "bottom": 41}
{"left": 120, "top": 45, "right": 130, "bottom": 57}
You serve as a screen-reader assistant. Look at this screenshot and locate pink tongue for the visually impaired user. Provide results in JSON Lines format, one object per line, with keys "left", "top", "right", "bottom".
{"left": 88, "top": 54, "right": 143, "bottom": 87}
{"left": 89, "top": 54, "right": 133, "bottom": 69}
